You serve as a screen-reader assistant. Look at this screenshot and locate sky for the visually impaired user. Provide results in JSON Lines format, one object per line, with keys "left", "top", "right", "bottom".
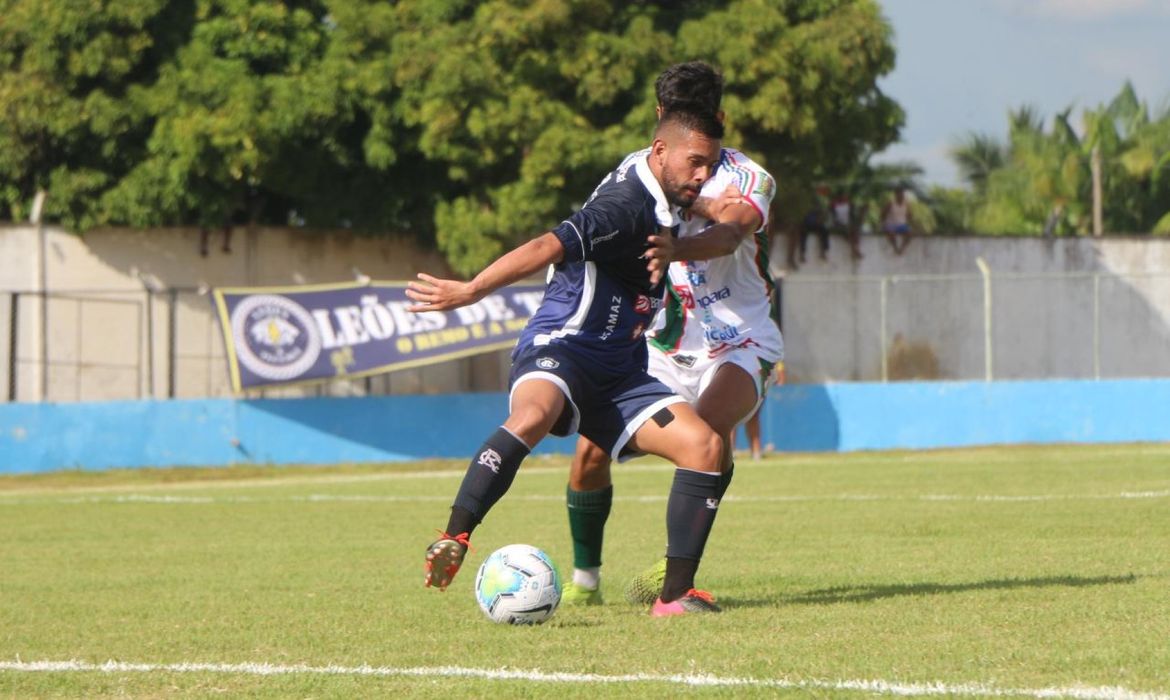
{"left": 873, "top": 0, "right": 1170, "bottom": 188}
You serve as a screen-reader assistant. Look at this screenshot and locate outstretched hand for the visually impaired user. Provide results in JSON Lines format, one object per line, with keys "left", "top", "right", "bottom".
{"left": 405, "top": 273, "right": 478, "bottom": 312}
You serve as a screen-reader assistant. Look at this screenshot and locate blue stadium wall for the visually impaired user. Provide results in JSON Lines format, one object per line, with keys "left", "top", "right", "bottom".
{"left": 2, "top": 379, "right": 1168, "bottom": 473}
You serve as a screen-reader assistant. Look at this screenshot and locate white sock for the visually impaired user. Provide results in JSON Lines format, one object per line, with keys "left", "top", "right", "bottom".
{"left": 572, "top": 567, "right": 600, "bottom": 590}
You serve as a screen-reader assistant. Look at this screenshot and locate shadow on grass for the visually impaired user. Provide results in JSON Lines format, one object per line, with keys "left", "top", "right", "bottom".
{"left": 780, "top": 573, "right": 1138, "bottom": 606}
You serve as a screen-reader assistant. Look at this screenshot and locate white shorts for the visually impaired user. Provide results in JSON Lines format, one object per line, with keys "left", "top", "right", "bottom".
{"left": 647, "top": 343, "right": 781, "bottom": 425}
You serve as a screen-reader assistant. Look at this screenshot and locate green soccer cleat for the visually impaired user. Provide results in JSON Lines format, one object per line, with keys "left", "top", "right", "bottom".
{"left": 562, "top": 581, "right": 604, "bottom": 606}
{"left": 624, "top": 557, "right": 667, "bottom": 605}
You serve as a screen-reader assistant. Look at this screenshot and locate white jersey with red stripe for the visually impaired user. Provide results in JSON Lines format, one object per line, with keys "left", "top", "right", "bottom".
{"left": 648, "top": 148, "right": 784, "bottom": 370}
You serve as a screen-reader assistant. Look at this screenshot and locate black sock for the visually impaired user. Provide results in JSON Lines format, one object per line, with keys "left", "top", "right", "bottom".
{"left": 447, "top": 427, "right": 530, "bottom": 535}
{"left": 662, "top": 557, "right": 700, "bottom": 602}
{"left": 659, "top": 467, "right": 733, "bottom": 600}
{"left": 662, "top": 468, "right": 720, "bottom": 600}
{"left": 445, "top": 506, "right": 478, "bottom": 538}
{"left": 717, "top": 463, "right": 735, "bottom": 501}
{"left": 567, "top": 485, "right": 612, "bottom": 569}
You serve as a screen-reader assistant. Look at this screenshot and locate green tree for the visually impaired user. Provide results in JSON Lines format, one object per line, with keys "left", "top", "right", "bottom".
{"left": 1, "top": 0, "right": 904, "bottom": 276}
{"left": 950, "top": 132, "right": 1006, "bottom": 196}
{"left": 101, "top": 0, "right": 356, "bottom": 229}
{"left": 408, "top": 0, "right": 904, "bottom": 273}
{"left": 950, "top": 84, "right": 1170, "bottom": 236}
{"left": 0, "top": 0, "right": 185, "bottom": 224}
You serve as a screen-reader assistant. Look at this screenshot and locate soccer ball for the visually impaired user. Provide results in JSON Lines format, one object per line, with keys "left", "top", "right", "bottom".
{"left": 474, "top": 544, "right": 562, "bottom": 625}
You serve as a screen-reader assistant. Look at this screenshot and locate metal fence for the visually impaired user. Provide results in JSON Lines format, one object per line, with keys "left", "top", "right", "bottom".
{"left": 780, "top": 270, "right": 1170, "bottom": 383}
{"left": 2, "top": 288, "right": 512, "bottom": 403}
{"left": 4, "top": 269, "right": 1170, "bottom": 403}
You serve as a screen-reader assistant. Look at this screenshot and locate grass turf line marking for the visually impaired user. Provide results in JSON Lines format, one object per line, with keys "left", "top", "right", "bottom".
{"left": 3, "top": 491, "right": 1169, "bottom": 506}
{"left": 5, "top": 444, "right": 1168, "bottom": 498}
{"left": 0, "top": 660, "right": 1166, "bottom": 699}
{"left": 0, "top": 462, "right": 680, "bottom": 498}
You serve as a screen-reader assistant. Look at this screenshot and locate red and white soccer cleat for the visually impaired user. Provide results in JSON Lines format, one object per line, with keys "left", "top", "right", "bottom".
{"left": 424, "top": 532, "right": 471, "bottom": 591}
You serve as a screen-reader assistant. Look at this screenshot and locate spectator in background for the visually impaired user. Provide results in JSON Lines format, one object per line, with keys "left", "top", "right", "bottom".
{"left": 740, "top": 361, "right": 784, "bottom": 460}
{"left": 799, "top": 192, "right": 830, "bottom": 263}
{"left": 743, "top": 400, "right": 764, "bottom": 460}
{"left": 829, "top": 190, "right": 863, "bottom": 260}
{"left": 881, "top": 186, "right": 914, "bottom": 255}
{"left": 784, "top": 219, "right": 803, "bottom": 270}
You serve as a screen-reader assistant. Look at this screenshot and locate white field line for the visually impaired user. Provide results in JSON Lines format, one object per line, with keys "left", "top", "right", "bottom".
{"left": 0, "top": 659, "right": 1166, "bottom": 699}
{"left": 0, "top": 462, "right": 680, "bottom": 497}
{"left": 1, "top": 490, "right": 1169, "bottom": 506}
{"left": 3, "top": 443, "right": 1169, "bottom": 498}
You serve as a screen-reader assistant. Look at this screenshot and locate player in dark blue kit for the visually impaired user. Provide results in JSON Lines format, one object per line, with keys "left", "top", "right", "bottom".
{"left": 406, "top": 109, "right": 727, "bottom": 615}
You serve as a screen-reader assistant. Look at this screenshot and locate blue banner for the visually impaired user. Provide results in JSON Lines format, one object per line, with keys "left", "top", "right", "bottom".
{"left": 211, "top": 281, "right": 545, "bottom": 392}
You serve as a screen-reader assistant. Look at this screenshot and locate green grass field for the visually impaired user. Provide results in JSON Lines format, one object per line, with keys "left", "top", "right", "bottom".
{"left": 2, "top": 444, "right": 1169, "bottom": 698}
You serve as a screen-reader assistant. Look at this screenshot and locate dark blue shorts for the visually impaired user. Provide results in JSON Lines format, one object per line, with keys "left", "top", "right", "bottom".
{"left": 509, "top": 343, "right": 685, "bottom": 461}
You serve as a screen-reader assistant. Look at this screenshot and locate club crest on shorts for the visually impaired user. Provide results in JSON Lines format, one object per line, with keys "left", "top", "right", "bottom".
{"left": 536, "top": 357, "right": 560, "bottom": 370}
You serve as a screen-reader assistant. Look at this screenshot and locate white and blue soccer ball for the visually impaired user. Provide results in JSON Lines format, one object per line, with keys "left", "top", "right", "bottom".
{"left": 474, "top": 544, "right": 562, "bottom": 625}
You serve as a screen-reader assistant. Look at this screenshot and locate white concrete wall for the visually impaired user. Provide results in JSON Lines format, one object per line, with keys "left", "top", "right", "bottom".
{"left": 0, "top": 224, "right": 510, "bottom": 401}
{"left": 5, "top": 224, "right": 1170, "bottom": 401}
{"left": 775, "top": 233, "right": 1170, "bottom": 382}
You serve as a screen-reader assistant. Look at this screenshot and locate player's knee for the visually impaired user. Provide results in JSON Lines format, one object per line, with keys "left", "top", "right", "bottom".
{"left": 570, "top": 440, "right": 611, "bottom": 486}
{"left": 504, "top": 405, "right": 558, "bottom": 445}
{"left": 579, "top": 442, "right": 610, "bottom": 472}
{"left": 683, "top": 428, "right": 723, "bottom": 472}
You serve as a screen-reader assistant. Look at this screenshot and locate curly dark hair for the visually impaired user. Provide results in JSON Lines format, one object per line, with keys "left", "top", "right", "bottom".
{"left": 655, "top": 61, "right": 723, "bottom": 118}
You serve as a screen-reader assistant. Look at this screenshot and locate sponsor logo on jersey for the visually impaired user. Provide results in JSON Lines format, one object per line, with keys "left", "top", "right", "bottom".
{"left": 598, "top": 295, "right": 622, "bottom": 341}
{"left": 704, "top": 325, "right": 742, "bottom": 343}
{"left": 696, "top": 286, "right": 731, "bottom": 308}
{"left": 686, "top": 268, "right": 707, "bottom": 287}
{"left": 478, "top": 448, "right": 502, "bottom": 473}
{"left": 231, "top": 294, "right": 323, "bottom": 381}
{"left": 536, "top": 357, "right": 560, "bottom": 370}
{"left": 590, "top": 229, "right": 621, "bottom": 249}
{"left": 634, "top": 294, "right": 652, "bottom": 314}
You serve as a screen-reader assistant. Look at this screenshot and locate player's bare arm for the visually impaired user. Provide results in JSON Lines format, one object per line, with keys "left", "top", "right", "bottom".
{"left": 406, "top": 232, "right": 564, "bottom": 312}
{"left": 644, "top": 185, "right": 761, "bottom": 264}
{"left": 672, "top": 183, "right": 761, "bottom": 260}
{"left": 689, "top": 183, "right": 744, "bottom": 222}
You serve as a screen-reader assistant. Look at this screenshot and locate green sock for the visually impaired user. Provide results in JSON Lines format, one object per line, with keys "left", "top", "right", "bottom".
{"left": 566, "top": 484, "right": 613, "bottom": 569}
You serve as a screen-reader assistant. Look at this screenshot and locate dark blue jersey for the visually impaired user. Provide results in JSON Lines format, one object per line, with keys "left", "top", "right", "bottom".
{"left": 517, "top": 149, "right": 677, "bottom": 369}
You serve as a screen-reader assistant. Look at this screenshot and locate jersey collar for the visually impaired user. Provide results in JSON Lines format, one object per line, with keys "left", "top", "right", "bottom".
{"left": 634, "top": 154, "right": 681, "bottom": 228}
